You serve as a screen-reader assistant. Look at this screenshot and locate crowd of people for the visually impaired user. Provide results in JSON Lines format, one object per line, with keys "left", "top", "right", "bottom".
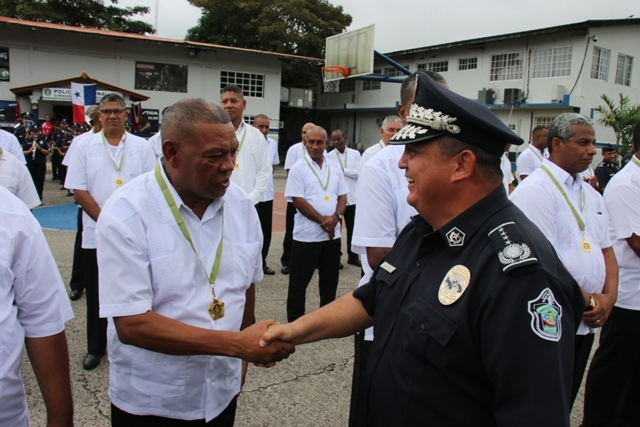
{"left": 1, "top": 71, "right": 639, "bottom": 427}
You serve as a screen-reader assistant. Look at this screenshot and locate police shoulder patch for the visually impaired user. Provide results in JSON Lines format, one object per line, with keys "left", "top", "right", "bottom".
{"left": 487, "top": 221, "right": 538, "bottom": 273}
{"left": 528, "top": 288, "right": 562, "bottom": 342}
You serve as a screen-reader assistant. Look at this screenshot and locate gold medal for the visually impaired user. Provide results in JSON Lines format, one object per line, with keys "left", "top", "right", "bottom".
{"left": 234, "top": 162, "right": 240, "bottom": 170}
{"left": 581, "top": 239, "right": 592, "bottom": 253}
{"left": 115, "top": 177, "right": 124, "bottom": 187}
{"left": 323, "top": 194, "right": 330, "bottom": 202}
{"left": 438, "top": 265, "right": 471, "bottom": 305}
{"left": 208, "top": 298, "right": 225, "bottom": 321}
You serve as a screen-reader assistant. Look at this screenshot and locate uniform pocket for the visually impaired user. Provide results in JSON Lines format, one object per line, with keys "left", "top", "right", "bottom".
{"left": 232, "top": 242, "right": 261, "bottom": 289}
{"left": 398, "top": 298, "right": 457, "bottom": 377}
{"left": 130, "top": 348, "right": 186, "bottom": 397}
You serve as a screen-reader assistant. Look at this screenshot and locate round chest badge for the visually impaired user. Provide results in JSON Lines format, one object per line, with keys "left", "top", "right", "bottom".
{"left": 438, "top": 265, "right": 471, "bottom": 305}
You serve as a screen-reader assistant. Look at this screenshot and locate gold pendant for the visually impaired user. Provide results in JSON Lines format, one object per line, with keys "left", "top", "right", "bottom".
{"left": 234, "top": 162, "right": 240, "bottom": 170}
{"left": 208, "top": 298, "right": 225, "bottom": 320}
{"left": 581, "top": 239, "right": 592, "bottom": 253}
{"left": 115, "top": 177, "right": 124, "bottom": 187}
{"left": 438, "top": 265, "right": 471, "bottom": 305}
{"left": 323, "top": 194, "right": 330, "bottom": 202}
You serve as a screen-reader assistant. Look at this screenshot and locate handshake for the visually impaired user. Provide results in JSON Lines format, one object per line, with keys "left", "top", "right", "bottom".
{"left": 236, "top": 319, "right": 297, "bottom": 366}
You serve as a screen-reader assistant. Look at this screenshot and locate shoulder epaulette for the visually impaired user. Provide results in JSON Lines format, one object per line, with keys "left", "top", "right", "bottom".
{"left": 487, "top": 221, "right": 539, "bottom": 273}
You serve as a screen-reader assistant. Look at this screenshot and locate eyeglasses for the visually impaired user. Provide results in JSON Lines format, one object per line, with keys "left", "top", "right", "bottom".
{"left": 100, "top": 108, "right": 127, "bottom": 116}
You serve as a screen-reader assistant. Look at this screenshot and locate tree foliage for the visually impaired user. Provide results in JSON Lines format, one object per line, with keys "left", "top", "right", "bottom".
{"left": 186, "top": 0, "right": 352, "bottom": 88}
{"left": 0, "top": 0, "right": 154, "bottom": 34}
{"left": 595, "top": 93, "right": 640, "bottom": 155}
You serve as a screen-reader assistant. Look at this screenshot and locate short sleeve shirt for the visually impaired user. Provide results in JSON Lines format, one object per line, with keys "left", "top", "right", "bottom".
{"left": 260, "top": 136, "right": 280, "bottom": 202}
{"left": 326, "top": 147, "right": 361, "bottom": 206}
{"left": 230, "top": 122, "right": 271, "bottom": 205}
{"left": 515, "top": 144, "right": 546, "bottom": 181}
{"left": 0, "top": 129, "right": 27, "bottom": 163}
{"left": 357, "top": 140, "right": 385, "bottom": 173}
{"left": 0, "top": 187, "right": 73, "bottom": 426}
{"left": 97, "top": 162, "right": 263, "bottom": 422}
{"left": 0, "top": 150, "right": 40, "bottom": 209}
{"left": 603, "top": 157, "right": 640, "bottom": 309}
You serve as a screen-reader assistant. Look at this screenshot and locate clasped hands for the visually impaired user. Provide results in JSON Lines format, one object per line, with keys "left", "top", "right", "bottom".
{"left": 319, "top": 215, "right": 339, "bottom": 239}
{"left": 238, "top": 319, "right": 296, "bottom": 367}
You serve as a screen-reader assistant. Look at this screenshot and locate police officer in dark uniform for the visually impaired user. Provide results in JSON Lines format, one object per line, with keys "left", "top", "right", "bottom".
{"left": 22, "top": 126, "right": 50, "bottom": 201}
{"left": 13, "top": 112, "right": 31, "bottom": 145}
{"left": 594, "top": 144, "right": 620, "bottom": 193}
{"left": 261, "top": 74, "right": 585, "bottom": 426}
{"left": 51, "top": 119, "right": 73, "bottom": 187}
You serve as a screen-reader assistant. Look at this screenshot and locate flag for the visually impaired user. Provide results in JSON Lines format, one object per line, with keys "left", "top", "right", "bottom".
{"left": 71, "top": 82, "right": 96, "bottom": 125}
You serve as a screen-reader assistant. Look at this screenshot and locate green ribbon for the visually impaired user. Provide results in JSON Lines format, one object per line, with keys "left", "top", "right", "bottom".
{"left": 632, "top": 154, "right": 640, "bottom": 169}
{"left": 303, "top": 153, "right": 330, "bottom": 190}
{"left": 101, "top": 130, "right": 126, "bottom": 172}
{"left": 154, "top": 163, "right": 224, "bottom": 285}
{"left": 529, "top": 145, "right": 544, "bottom": 161}
{"left": 540, "top": 164, "right": 586, "bottom": 231}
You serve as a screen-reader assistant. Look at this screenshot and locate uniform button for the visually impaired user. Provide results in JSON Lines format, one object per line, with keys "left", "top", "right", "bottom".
{"left": 421, "top": 322, "right": 427, "bottom": 330}
{"left": 416, "top": 259, "right": 422, "bottom": 266}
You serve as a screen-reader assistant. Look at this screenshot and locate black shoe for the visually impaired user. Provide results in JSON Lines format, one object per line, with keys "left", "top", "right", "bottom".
{"left": 281, "top": 265, "right": 290, "bottom": 274}
{"left": 263, "top": 266, "right": 275, "bottom": 275}
{"left": 347, "top": 258, "right": 362, "bottom": 268}
{"left": 339, "top": 263, "right": 344, "bottom": 270}
{"left": 69, "top": 289, "right": 83, "bottom": 301}
{"left": 82, "top": 353, "right": 103, "bottom": 370}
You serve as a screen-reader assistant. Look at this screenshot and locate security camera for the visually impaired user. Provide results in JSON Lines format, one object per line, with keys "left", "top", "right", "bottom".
{"left": 592, "top": 36, "right": 599, "bottom": 42}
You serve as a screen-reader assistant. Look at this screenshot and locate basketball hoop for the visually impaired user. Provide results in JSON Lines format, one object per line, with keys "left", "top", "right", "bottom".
{"left": 322, "top": 66, "right": 350, "bottom": 93}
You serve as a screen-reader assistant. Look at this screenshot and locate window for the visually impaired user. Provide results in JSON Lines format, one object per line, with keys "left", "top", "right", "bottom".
{"left": 490, "top": 52, "right": 524, "bottom": 81}
{"left": 535, "top": 116, "right": 554, "bottom": 128}
{"left": 508, "top": 124, "right": 516, "bottom": 132}
{"left": 615, "top": 54, "right": 633, "bottom": 86}
{"left": 591, "top": 47, "right": 611, "bottom": 81}
{"left": 244, "top": 115, "right": 256, "bottom": 125}
{"left": 339, "top": 78, "right": 356, "bottom": 92}
{"left": 384, "top": 66, "right": 409, "bottom": 77}
{"left": 417, "top": 61, "right": 449, "bottom": 73}
{"left": 220, "top": 71, "right": 264, "bottom": 97}
{"left": 362, "top": 69, "right": 381, "bottom": 91}
{"left": 458, "top": 57, "right": 478, "bottom": 71}
{"left": 532, "top": 46, "right": 573, "bottom": 78}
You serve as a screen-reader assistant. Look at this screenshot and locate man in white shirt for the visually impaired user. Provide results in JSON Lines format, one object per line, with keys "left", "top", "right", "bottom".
{"left": 63, "top": 105, "right": 101, "bottom": 302}
{"left": 285, "top": 125, "right": 349, "bottom": 322}
{"left": 327, "top": 129, "right": 362, "bottom": 267}
{"left": 510, "top": 112, "right": 618, "bottom": 406}
{"left": 583, "top": 122, "right": 640, "bottom": 426}
{"left": 0, "top": 148, "right": 40, "bottom": 209}
{"left": 0, "top": 186, "right": 74, "bottom": 427}
{"left": 0, "top": 128, "right": 27, "bottom": 163}
{"left": 220, "top": 85, "right": 270, "bottom": 206}
{"left": 253, "top": 114, "right": 280, "bottom": 275}
{"left": 97, "top": 98, "right": 294, "bottom": 425}
{"left": 65, "top": 93, "right": 156, "bottom": 371}
{"left": 515, "top": 125, "right": 548, "bottom": 181}
{"left": 357, "top": 116, "right": 403, "bottom": 173}
{"left": 281, "top": 122, "right": 315, "bottom": 274}
{"left": 501, "top": 144, "right": 514, "bottom": 194}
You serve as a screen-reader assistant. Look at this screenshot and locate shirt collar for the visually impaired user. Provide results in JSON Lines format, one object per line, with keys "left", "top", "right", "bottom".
{"left": 416, "top": 186, "right": 510, "bottom": 253}
{"left": 543, "top": 158, "right": 582, "bottom": 191}
{"left": 157, "top": 159, "right": 224, "bottom": 220}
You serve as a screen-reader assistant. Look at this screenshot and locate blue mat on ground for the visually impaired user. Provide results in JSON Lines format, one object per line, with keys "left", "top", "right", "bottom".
{"left": 32, "top": 203, "right": 78, "bottom": 231}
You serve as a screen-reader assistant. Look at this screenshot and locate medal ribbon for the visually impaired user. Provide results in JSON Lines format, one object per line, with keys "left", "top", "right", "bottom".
{"left": 303, "top": 153, "right": 331, "bottom": 190}
{"left": 529, "top": 145, "right": 544, "bottom": 161}
{"left": 378, "top": 141, "right": 384, "bottom": 149}
{"left": 236, "top": 124, "right": 248, "bottom": 154}
{"left": 337, "top": 149, "right": 347, "bottom": 171}
{"left": 101, "top": 130, "right": 126, "bottom": 172}
{"left": 632, "top": 154, "right": 640, "bottom": 168}
{"left": 154, "top": 164, "right": 224, "bottom": 285}
{"left": 540, "top": 164, "right": 586, "bottom": 231}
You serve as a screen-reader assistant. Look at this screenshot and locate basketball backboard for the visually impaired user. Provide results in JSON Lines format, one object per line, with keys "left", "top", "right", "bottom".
{"left": 324, "top": 25, "right": 375, "bottom": 82}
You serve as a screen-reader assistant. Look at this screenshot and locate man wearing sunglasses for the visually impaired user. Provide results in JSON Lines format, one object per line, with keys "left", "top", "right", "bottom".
{"left": 65, "top": 93, "right": 156, "bottom": 371}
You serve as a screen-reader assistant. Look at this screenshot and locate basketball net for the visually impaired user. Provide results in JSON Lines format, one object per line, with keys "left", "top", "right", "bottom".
{"left": 322, "top": 66, "right": 349, "bottom": 93}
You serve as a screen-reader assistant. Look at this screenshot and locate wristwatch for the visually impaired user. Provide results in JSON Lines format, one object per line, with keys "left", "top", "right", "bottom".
{"left": 334, "top": 213, "right": 343, "bottom": 221}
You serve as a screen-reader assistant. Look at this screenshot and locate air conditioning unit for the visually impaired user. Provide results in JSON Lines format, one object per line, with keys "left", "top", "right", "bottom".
{"left": 503, "top": 88, "right": 523, "bottom": 104}
{"left": 478, "top": 89, "right": 496, "bottom": 104}
{"left": 551, "top": 85, "right": 566, "bottom": 103}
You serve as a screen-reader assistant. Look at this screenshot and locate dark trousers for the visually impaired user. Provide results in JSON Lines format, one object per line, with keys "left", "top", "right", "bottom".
{"left": 349, "top": 331, "right": 371, "bottom": 427}
{"left": 571, "top": 332, "right": 595, "bottom": 406}
{"left": 58, "top": 163, "right": 67, "bottom": 185}
{"left": 51, "top": 151, "right": 61, "bottom": 179}
{"left": 70, "top": 207, "right": 84, "bottom": 292}
{"left": 255, "top": 200, "right": 273, "bottom": 268}
{"left": 28, "top": 162, "right": 46, "bottom": 201}
{"left": 84, "top": 249, "right": 107, "bottom": 356}
{"left": 344, "top": 204, "right": 357, "bottom": 260}
{"left": 287, "top": 238, "right": 341, "bottom": 322}
{"left": 111, "top": 396, "right": 237, "bottom": 427}
{"left": 583, "top": 307, "right": 640, "bottom": 426}
{"left": 280, "top": 201, "right": 296, "bottom": 268}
